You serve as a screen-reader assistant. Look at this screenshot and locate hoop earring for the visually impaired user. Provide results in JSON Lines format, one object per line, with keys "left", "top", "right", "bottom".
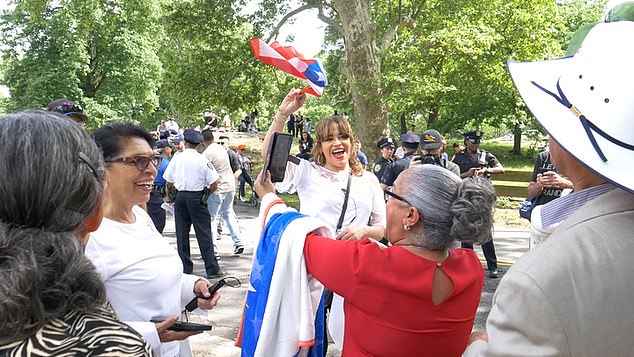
{"left": 403, "top": 225, "right": 410, "bottom": 231}
{"left": 316, "top": 153, "right": 325, "bottom": 166}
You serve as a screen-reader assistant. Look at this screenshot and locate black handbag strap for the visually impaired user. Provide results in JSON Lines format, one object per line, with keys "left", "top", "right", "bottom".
{"left": 336, "top": 173, "right": 353, "bottom": 233}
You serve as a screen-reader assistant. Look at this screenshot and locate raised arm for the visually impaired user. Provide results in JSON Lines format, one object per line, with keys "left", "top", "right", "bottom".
{"left": 261, "top": 89, "right": 307, "bottom": 161}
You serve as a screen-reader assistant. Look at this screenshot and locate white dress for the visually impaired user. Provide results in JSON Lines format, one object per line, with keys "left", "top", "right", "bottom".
{"left": 276, "top": 159, "right": 386, "bottom": 349}
{"left": 85, "top": 205, "right": 202, "bottom": 357}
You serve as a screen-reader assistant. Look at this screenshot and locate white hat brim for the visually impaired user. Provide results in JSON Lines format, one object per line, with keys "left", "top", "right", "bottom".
{"left": 508, "top": 58, "right": 634, "bottom": 193}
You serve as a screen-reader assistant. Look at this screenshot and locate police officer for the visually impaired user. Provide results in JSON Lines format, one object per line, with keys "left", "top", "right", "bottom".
{"left": 410, "top": 129, "right": 461, "bottom": 177}
{"left": 373, "top": 137, "right": 396, "bottom": 180}
{"left": 453, "top": 129, "right": 504, "bottom": 179}
{"left": 163, "top": 129, "right": 226, "bottom": 278}
{"left": 146, "top": 139, "right": 171, "bottom": 233}
{"left": 452, "top": 129, "right": 504, "bottom": 278}
{"left": 380, "top": 132, "right": 420, "bottom": 189}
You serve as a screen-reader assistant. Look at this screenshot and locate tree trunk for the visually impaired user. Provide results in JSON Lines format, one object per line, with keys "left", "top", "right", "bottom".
{"left": 428, "top": 103, "right": 439, "bottom": 127}
{"left": 399, "top": 111, "right": 407, "bottom": 135}
{"left": 513, "top": 121, "right": 522, "bottom": 155}
{"left": 333, "top": 0, "right": 388, "bottom": 165}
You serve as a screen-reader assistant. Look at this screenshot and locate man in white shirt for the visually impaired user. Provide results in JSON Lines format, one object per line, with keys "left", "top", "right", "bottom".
{"left": 202, "top": 130, "right": 244, "bottom": 255}
{"left": 164, "top": 129, "right": 226, "bottom": 278}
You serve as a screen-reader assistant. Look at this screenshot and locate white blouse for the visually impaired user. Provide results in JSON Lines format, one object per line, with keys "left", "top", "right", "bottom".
{"left": 85, "top": 205, "right": 201, "bottom": 357}
{"left": 276, "top": 159, "right": 386, "bottom": 233}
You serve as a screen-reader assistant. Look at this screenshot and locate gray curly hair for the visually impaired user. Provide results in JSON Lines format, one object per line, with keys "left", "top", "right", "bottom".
{"left": 398, "top": 165, "right": 496, "bottom": 251}
{"left": 0, "top": 111, "right": 106, "bottom": 343}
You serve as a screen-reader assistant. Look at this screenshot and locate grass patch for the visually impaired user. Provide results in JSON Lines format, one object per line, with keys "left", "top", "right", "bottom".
{"left": 278, "top": 193, "right": 300, "bottom": 210}
{"left": 479, "top": 142, "right": 538, "bottom": 171}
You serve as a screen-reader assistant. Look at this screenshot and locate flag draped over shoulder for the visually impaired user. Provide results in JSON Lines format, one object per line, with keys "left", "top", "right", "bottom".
{"left": 240, "top": 210, "right": 326, "bottom": 357}
{"left": 250, "top": 38, "right": 328, "bottom": 97}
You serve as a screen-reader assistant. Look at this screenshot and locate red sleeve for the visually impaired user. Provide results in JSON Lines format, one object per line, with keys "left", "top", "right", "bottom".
{"left": 303, "top": 233, "right": 362, "bottom": 299}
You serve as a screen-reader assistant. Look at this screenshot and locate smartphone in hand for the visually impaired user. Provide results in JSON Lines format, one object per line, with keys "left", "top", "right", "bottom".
{"left": 150, "top": 319, "right": 212, "bottom": 331}
{"left": 262, "top": 132, "right": 293, "bottom": 183}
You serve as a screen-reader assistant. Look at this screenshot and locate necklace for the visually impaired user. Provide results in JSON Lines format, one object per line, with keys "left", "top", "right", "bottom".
{"left": 393, "top": 244, "right": 422, "bottom": 248}
{"left": 393, "top": 244, "right": 449, "bottom": 267}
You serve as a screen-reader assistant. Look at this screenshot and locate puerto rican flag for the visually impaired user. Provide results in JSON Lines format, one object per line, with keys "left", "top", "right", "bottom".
{"left": 250, "top": 38, "right": 327, "bottom": 97}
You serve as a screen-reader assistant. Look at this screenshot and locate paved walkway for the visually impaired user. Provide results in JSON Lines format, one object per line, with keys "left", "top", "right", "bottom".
{"left": 161, "top": 201, "right": 530, "bottom": 356}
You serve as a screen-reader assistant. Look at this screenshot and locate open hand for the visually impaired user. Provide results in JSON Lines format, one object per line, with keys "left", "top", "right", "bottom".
{"left": 336, "top": 225, "right": 367, "bottom": 241}
{"left": 278, "top": 89, "right": 306, "bottom": 117}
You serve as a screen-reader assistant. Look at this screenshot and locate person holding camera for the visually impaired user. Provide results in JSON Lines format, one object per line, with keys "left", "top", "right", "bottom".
{"left": 410, "top": 129, "right": 460, "bottom": 177}
{"left": 452, "top": 129, "right": 504, "bottom": 278}
{"left": 527, "top": 150, "right": 573, "bottom": 207}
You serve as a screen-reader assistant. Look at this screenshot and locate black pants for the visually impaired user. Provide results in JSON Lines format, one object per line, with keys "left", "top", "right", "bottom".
{"left": 147, "top": 188, "right": 166, "bottom": 234}
{"left": 462, "top": 232, "right": 498, "bottom": 270}
{"left": 174, "top": 191, "right": 220, "bottom": 276}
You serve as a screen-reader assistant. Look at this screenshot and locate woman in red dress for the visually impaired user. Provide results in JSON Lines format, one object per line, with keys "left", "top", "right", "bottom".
{"left": 256, "top": 164, "right": 496, "bottom": 356}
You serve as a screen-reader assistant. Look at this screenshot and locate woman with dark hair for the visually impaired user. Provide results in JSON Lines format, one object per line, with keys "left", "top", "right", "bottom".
{"left": 297, "top": 131, "right": 314, "bottom": 160}
{"left": 256, "top": 165, "right": 496, "bottom": 356}
{"left": 87, "top": 122, "right": 220, "bottom": 357}
{"left": 261, "top": 89, "right": 386, "bottom": 349}
{"left": 0, "top": 111, "right": 151, "bottom": 355}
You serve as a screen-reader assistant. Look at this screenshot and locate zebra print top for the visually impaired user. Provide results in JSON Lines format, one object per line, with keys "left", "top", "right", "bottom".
{"left": 0, "top": 304, "right": 153, "bottom": 356}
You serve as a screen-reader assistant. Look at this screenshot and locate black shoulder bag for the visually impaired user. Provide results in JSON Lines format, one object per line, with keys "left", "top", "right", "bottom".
{"left": 336, "top": 173, "right": 353, "bottom": 235}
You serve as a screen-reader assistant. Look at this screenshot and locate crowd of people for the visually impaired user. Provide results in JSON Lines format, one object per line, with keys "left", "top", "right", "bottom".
{"left": 1, "top": 11, "right": 633, "bottom": 357}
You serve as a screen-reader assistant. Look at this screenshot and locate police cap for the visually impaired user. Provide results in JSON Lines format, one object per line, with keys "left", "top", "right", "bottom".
{"left": 183, "top": 129, "right": 203, "bottom": 145}
{"left": 377, "top": 137, "right": 396, "bottom": 149}
{"left": 155, "top": 139, "right": 170, "bottom": 149}
{"left": 464, "top": 129, "right": 484, "bottom": 144}
{"left": 400, "top": 132, "right": 420, "bottom": 149}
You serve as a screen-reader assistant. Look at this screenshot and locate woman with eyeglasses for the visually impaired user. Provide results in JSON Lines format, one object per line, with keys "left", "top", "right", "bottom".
{"left": 87, "top": 122, "right": 220, "bottom": 357}
{"left": 0, "top": 112, "right": 151, "bottom": 355}
{"left": 262, "top": 89, "right": 386, "bottom": 349}
{"left": 256, "top": 164, "right": 495, "bottom": 356}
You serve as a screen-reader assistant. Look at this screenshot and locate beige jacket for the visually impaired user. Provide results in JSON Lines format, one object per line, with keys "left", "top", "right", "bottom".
{"left": 464, "top": 188, "right": 634, "bottom": 357}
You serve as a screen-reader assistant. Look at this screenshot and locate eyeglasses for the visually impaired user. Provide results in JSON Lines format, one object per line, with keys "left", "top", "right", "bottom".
{"left": 105, "top": 155, "right": 162, "bottom": 171}
{"left": 384, "top": 187, "right": 414, "bottom": 206}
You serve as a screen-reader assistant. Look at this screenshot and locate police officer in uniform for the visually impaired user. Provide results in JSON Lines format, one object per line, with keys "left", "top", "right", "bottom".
{"left": 380, "top": 132, "right": 420, "bottom": 189}
{"left": 146, "top": 139, "right": 171, "bottom": 233}
{"left": 452, "top": 129, "right": 504, "bottom": 278}
{"left": 372, "top": 137, "right": 396, "bottom": 180}
{"left": 163, "top": 129, "right": 225, "bottom": 278}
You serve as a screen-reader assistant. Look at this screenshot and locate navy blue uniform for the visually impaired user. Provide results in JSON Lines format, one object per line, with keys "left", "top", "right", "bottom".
{"left": 372, "top": 157, "right": 393, "bottom": 181}
{"left": 380, "top": 151, "right": 417, "bottom": 186}
{"left": 452, "top": 149, "right": 500, "bottom": 179}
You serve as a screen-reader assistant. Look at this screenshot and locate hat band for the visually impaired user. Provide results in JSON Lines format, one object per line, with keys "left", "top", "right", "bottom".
{"left": 531, "top": 79, "right": 634, "bottom": 162}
